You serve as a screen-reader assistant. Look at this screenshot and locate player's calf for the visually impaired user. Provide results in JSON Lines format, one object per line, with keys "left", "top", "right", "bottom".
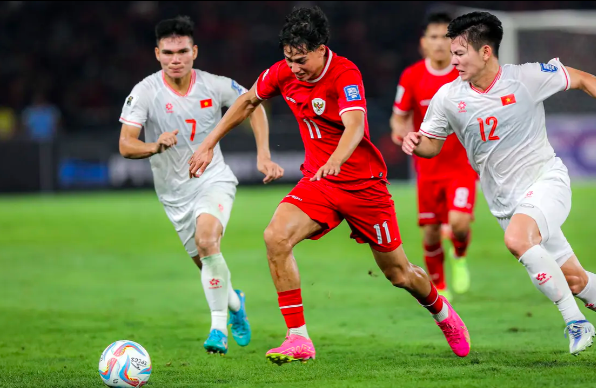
{"left": 562, "top": 258, "right": 596, "bottom": 313}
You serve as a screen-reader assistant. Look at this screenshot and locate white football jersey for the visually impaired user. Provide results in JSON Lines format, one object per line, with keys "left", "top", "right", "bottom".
{"left": 120, "top": 69, "right": 247, "bottom": 206}
{"left": 420, "top": 58, "right": 571, "bottom": 218}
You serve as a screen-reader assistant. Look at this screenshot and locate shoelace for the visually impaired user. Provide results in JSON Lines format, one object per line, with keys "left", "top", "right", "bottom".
{"left": 564, "top": 323, "right": 584, "bottom": 340}
{"left": 439, "top": 322, "right": 461, "bottom": 345}
{"left": 230, "top": 310, "right": 247, "bottom": 329}
{"left": 210, "top": 330, "right": 226, "bottom": 342}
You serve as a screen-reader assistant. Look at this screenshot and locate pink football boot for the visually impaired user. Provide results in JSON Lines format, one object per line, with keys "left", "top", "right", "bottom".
{"left": 436, "top": 296, "right": 471, "bottom": 357}
{"left": 266, "top": 333, "right": 316, "bottom": 365}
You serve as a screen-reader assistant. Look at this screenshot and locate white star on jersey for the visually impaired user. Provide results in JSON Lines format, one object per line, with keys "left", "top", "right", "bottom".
{"left": 420, "top": 58, "right": 571, "bottom": 218}
{"left": 120, "top": 70, "right": 247, "bottom": 206}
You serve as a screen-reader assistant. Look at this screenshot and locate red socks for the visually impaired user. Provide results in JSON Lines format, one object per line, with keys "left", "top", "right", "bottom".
{"left": 451, "top": 230, "right": 470, "bottom": 258}
{"left": 278, "top": 289, "right": 305, "bottom": 328}
{"left": 417, "top": 282, "right": 444, "bottom": 314}
{"left": 424, "top": 242, "right": 446, "bottom": 290}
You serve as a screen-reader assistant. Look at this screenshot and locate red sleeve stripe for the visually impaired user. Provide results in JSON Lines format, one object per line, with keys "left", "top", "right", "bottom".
{"left": 556, "top": 58, "right": 571, "bottom": 91}
{"left": 339, "top": 106, "right": 366, "bottom": 116}
{"left": 120, "top": 117, "right": 143, "bottom": 128}
{"left": 420, "top": 129, "right": 447, "bottom": 139}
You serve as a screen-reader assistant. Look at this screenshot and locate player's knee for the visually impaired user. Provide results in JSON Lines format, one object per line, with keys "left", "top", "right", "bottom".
{"left": 450, "top": 220, "right": 470, "bottom": 240}
{"left": 195, "top": 234, "right": 220, "bottom": 257}
{"left": 503, "top": 230, "right": 533, "bottom": 259}
{"left": 264, "top": 225, "right": 292, "bottom": 256}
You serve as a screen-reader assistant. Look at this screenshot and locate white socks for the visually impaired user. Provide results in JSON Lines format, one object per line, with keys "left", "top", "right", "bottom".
{"left": 228, "top": 283, "right": 240, "bottom": 313}
{"left": 201, "top": 253, "right": 231, "bottom": 335}
{"left": 576, "top": 271, "right": 596, "bottom": 310}
{"left": 432, "top": 303, "right": 449, "bottom": 323}
{"left": 289, "top": 324, "right": 309, "bottom": 339}
{"left": 519, "top": 245, "right": 585, "bottom": 324}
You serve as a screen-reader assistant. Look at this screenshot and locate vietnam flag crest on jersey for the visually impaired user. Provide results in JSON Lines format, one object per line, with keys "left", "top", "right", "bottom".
{"left": 200, "top": 99, "right": 213, "bottom": 108}
{"left": 501, "top": 94, "right": 516, "bottom": 106}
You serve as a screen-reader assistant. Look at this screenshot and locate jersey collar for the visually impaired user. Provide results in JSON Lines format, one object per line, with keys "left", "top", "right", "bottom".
{"left": 307, "top": 48, "right": 333, "bottom": 83}
{"left": 469, "top": 67, "right": 502, "bottom": 94}
{"left": 424, "top": 58, "right": 454, "bottom": 76}
{"left": 162, "top": 69, "right": 196, "bottom": 97}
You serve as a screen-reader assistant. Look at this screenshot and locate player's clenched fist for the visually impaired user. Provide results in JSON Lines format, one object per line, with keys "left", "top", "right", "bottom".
{"left": 155, "top": 129, "right": 179, "bottom": 154}
{"left": 188, "top": 143, "right": 214, "bottom": 178}
{"left": 401, "top": 131, "right": 422, "bottom": 156}
{"left": 311, "top": 158, "right": 341, "bottom": 181}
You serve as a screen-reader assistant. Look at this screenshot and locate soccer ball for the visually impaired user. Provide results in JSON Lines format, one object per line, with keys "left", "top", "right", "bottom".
{"left": 98, "top": 340, "right": 152, "bottom": 387}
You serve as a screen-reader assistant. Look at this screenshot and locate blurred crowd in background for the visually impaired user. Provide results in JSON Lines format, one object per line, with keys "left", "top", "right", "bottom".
{"left": 2, "top": 1, "right": 596, "bottom": 142}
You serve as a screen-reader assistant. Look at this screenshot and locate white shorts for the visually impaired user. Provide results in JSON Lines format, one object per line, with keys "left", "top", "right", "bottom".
{"left": 497, "top": 159, "right": 574, "bottom": 266}
{"left": 163, "top": 181, "right": 236, "bottom": 257}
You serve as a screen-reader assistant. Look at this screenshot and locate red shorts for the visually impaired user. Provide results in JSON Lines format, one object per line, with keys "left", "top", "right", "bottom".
{"left": 281, "top": 178, "right": 402, "bottom": 252}
{"left": 417, "top": 175, "right": 477, "bottom": 226}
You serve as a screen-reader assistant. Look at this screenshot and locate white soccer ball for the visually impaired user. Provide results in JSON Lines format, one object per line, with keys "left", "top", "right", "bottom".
{"left": 98, "top": 340, "right": 152, "bottom": 387}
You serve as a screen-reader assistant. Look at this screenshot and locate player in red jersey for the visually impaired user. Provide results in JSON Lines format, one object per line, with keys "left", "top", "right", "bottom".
{"left": 390, "top": 13, "right": 477, "bottom": 299}
{"left": 189, "top": 6, "right": 470, "bottom": 363}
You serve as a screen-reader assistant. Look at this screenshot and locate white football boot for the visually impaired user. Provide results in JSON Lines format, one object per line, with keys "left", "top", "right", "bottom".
{"left": 564, "top": 320, "right": 595, "bottom": 355}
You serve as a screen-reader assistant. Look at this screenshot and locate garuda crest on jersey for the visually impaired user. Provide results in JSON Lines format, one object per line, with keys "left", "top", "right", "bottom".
{"left": 312, "top": 98, "right": 326, "bottom": 116}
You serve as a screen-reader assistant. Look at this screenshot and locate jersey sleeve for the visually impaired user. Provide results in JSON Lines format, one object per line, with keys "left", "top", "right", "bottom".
{"left": 419, "top": 85, "right": 452, "bottom": 139}
{"left": 393, "top": 67, "right": 414, "bottom": 115}
{"left": 211, "top": 75, "right": 248, "bottom": 108}
{"left": 255, "top": 63, "right": 282, "bottom": 100}
{"left": 119, "top": 83, "right": 150, "bottom": 128}
{"left": 518, "top": 58, "right": 571, "bottom": 103}
{"left": 336, "top": 70, "right": 367, "bottom": 116}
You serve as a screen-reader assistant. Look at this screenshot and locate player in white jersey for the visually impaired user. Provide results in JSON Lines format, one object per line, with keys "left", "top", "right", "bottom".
{"left": 118, "top": 16, "right": 284, "bottom": 355}
{"left": 402, "top": 12, "right": 596, "bottom": 355}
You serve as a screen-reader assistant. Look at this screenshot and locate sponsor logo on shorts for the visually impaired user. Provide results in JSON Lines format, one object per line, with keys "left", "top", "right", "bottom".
{"left": 519, "top": 203, "right": 534, "bottom": 209}
{"left": 536, "top": 273, "right": 552, "bottom": 286}
{"left": 526, "top": 191, "right": 534, "bottom": 198}
{"left": 286, "top": 96, "right": 296, "bottom": 104}
{"left": 286, "top": 195, "right": 302, "bottom": 201}
{"left": 218, "top": 204, "right": 224, "bottom": 212}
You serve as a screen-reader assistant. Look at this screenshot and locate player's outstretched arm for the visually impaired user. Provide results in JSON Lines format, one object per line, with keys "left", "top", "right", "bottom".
{"left": 119, "top": 123, "right": 178, "bottom": 159}
{"left": 389, "top": 112, "right": 412, "bottom": 146}
{"left": 189, "top": 84, "right": 263, "bottom": 177}
{"left": 402, "top": 132, "right": 444, "bottom": 158}
{"left": 311, "top": 110, "right": 364, "bottom": 181}
{"left": 249, "top": 103, "right": 284, "bottom": 184}
{"left": 567, "top": 67, "right": 596, "bottom": 98}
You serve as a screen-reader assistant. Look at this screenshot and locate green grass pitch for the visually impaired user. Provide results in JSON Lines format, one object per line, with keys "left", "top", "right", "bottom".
{"left": 1, "top": 184, "right": 596, "bottom": 387}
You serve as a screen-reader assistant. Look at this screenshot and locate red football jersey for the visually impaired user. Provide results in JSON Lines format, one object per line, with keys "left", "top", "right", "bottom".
{"left": 255, "top": 48, "right": 387, "bottom": 190}
{"left": 393, "top": 59, "right": 476, "bottom": 180}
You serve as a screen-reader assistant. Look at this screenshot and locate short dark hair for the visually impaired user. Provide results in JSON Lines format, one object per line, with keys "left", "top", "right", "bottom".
{"left": 278, "top": 6, "right": 330, "bottom": 53}
{"left": 155, "top": 16, "right": 194, "bottom": 45}
{"left": 446, "top": 12, "right": 503, "bottom": 58}
{"left": 422, "top": 12, "right": 452, "bottom": 35}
